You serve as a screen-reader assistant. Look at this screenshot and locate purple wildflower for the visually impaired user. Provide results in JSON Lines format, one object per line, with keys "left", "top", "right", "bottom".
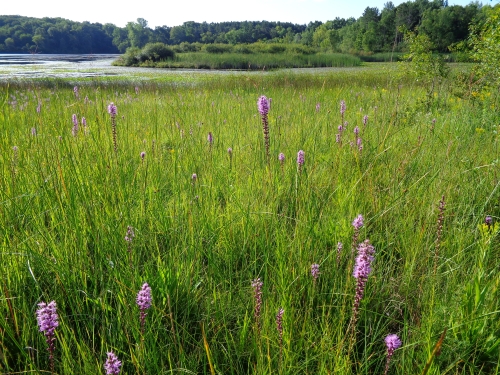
{"left": 73, "top": 86, "right": 79, "bottom": 99}
{"left": 31, "top": 127, "right": 37, "bottom": 136}
{"left": 340, "top": 100, "right": 346, "bottom": 116}
{"left": 251, "top": 278, "right": 263, "bottom": 329}
{"left": 336, "top": 134, "right": 341, "bottom": 143}
{"left": 137, "top": 282, "right": 152, "bottom": 332}
{"left": 227, "top": 147, "right": 232, "bottom": 156}
{"left": 338, "top": 125, "right": 344, "bottom": 132}
{"left": 192, "top": 173, "right": 197, "bottom": 182}
{"left": 257, "top": 95, "right": 270, "bottom": 116}
{"left": 384, "top": 334, "right": 402, "bottom": 375}
{"left": 104, "top": 351, "right": 122, "bottom": 375}
{"left": 82, "top": 117, "right": 87, "bottom": 127}
{"left": 336, "top": 241, "right": 343, "bottom": 264}
{"left": 434, "top": 195, "right": 445, "bottom": 274}
{"left": 279, "top": 153, "right": 285, "bottom": 163}
{"left": 297, "top": 150, "right": 305, "bottom": 168}
{"left": 276, "top": 308, "right": 284, "bottom": 353}
{"left": 316, "top": 103, "right": 320, "bottom": 112}
{"left": 353, "top": 240, "right": 375, "bottom": 279}
{"left": 36, "top": 102, "right": 41, "bottom": 113}
{"left": 258, "top": 95, "right": 271, "bottom": 164}
{"left": 36, "top": 301, "right": 59, "bottom": 372}
{"left": 351, "top": 240, "right": 375, "bottom": 326}
{"left": 84, "top": 95, "right": 90, "bottom": 104}
{"left": 135, "top": 86, "right": 140, "bottom": 95}
{"left": 72, "top": 114, "right": 78, "bottom": 136}
{"left": 363, "top": 115, "right": 368, "bottom": 126}
{"left": 207, "top": 132, "right": 213, "bottom": 145}
{"left": 108, "top": 103, "right": 118, "bottom": 152}
{"left": 357, "top": 137, "right": 363, "bottom": 151}
{"left": 354, "top": 126, "right": 359, "bottom": 136}
{"left": 311, "top": 263, "right": 320, "bottom": 281}
{"left": 36, "top": 301, "right": 59, "bottom": 337}
{"left": 140, "top": 151, "right": 146, "bottom": 161}
{"left": 107, "top": 103, "right": 117, "bottom": 117}
{"left": 125, "top": 226, "right": 134, "bottom": 243}
{"left": 485, "top": 215, "right": 493, "bottom": 227}
{"left": 352, "top": 214, "right": 364, "bottom": 231}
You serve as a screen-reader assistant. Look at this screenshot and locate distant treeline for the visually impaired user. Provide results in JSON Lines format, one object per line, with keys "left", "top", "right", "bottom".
{"left": 0, "top": 0, "right": 492, "bottom": 55}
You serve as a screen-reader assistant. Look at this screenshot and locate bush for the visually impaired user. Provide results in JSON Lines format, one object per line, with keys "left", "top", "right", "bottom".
{"left": 266, "top": 44, "right": 287, "bottom": 54}
{"left": 232, "top": 45, "right": 253, "bottom": 54}
{"left": 287, "top": 45, "right": 315, "bottom": 55}
{"left": 137, "top": 43, "right": 175, "bottom": 63}
{"left": 120, "top": 46, "right": 141, "bottom": 65}
{"left": 203, "top": 43, "right": 233, "bottom": 54}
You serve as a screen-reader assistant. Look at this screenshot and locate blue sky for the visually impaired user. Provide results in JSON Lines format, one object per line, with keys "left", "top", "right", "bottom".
{"left": 1, "top": 0, "right": 486, "bottom": 28}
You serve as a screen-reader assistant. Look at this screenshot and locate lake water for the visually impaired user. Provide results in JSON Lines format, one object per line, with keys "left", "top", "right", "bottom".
{"left": 0, "top": 54, "right": 374, "bottom": 82}
{"left": 0, "top": 53, "right": 260, "bottom": 80}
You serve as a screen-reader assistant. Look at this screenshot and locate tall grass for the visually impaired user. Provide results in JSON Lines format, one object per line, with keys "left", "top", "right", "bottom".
{"left": 143, "top": 52, "right": 362, "bottom": 70}
{"left": 0, "top": 66, "right": 499, "bottom": 374}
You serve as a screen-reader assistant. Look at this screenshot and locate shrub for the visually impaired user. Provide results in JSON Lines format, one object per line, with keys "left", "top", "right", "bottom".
{"left": 203, "top": 43, "right": 233, "bottom": 54}
{"left": 137, "top": 43, "right": 175, "bottom": 63}
{"left": 266, "top": 44, "right": 287, "bottom": 54}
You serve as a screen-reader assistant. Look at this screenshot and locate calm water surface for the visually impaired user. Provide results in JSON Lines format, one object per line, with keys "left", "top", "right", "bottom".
{"left": 0, "top": 54, "right": 266, "bottom": 80}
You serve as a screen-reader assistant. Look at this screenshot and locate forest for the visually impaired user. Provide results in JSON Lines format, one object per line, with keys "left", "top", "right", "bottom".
{"left": 0, "top": 0, "right": 490, "bottom": 55}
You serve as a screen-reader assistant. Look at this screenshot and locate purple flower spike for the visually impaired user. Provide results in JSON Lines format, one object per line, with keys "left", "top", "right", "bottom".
{"left": 258, "top": 95, "right": 271, "bottom": 163}
{"left": 125, "top": 226, "right": 135, "bottom": 243}
{"left": 36, "top": 300, "right": 59, "bottom": 372}
{"left": 352, "top": 214, "right": 364, "bottom": 230}
{"left": 107, "top": 103, "right": 117, "bottom": 117}
{"left": 315, "top": 103, "right": 320, "bottom": 112}
{"left": 257, "top": 95, "right": 270, "bottom": 116}
{"left": 36, "top": 301, "right": 59, "bottom": 337}
{"left": 384, "top": 334, "right": 402, "bottom": 375}
{"left": 351, "top": 239, "right": 375, "bottom": 327}
{"left": 276, "top": 307, "right": 284, "bottom": 342}
{"left": 227, "top": 147, "right": 232, "bottom": 156}
{"left": 485, "top": 215, "right": 493, "bottom": 226}
{"left": 207, "top": 132, "right": 213, "bottom": 145}
{"left": 192, "top": 173, "right": 197, "bottom": 182}
{"left": 137, "top": 282, "right": 152, "bottom": 311}
{"left": 336, "top": 242, "right": 343, "bottom": 264}
{"left": 385, "top": 334, "right": 402, "bottom": 353}
{"left": 353, "top": 240, "right": 375, "bottom": 280}
{"left": 354, "top": 126, "right": 359, "bottom": 136}
{"left": 251, "top": 278, "right": 263, "bottom": 329}
{"left": 104, "top": 351, "right": 122, "bottom": 375}
{"left": 363, "top": 115, "right": 368, "bottom": 126}
{"left": 311, "top": 263, "right": 320, "bottom": 281}
{"left": 137, "top": 282, "right": 152, "bottom": 332}
{"left": 297, "top": 150, "right": 305, "bottom": 166}
{"left": 340, "top": 100, "right": 346, "bottom": 116}
{"left": 140, "top": 151, "right": 146, "bottom": 161}
{"left": 279, "top": 153, "right": 285, "bottom": 163}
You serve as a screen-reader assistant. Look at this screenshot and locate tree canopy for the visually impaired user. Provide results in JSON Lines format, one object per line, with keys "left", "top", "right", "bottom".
{"left": 0, "top": 1, "right": 492, "bottom": 54}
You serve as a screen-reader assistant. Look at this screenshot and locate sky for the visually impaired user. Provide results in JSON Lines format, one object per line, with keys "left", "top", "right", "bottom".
{"left": 1, "top": 0, "right": 486, "bottom": 28}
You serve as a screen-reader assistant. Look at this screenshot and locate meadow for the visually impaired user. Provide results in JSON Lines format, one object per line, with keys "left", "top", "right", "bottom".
{"left": 0, "top": 64, "right": 499, "bottom": 375}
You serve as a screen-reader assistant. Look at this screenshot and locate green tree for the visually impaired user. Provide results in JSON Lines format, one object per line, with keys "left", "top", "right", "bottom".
{"left": 470, "top": 4, "right": 500, "bottom": 88}
{"left": 127, "top": 18, "right": 152, "bottom": 48}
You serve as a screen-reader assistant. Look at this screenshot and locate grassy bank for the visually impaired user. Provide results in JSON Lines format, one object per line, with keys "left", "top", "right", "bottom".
{"left": 1, "top": 66, "right": 499, "bottom": 374}
{"left": 113, "top": 51, "right": 362, "bottom": 70}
